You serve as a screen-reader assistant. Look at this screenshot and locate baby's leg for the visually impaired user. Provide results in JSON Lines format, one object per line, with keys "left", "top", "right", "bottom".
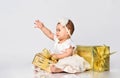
{"left": 50, "top": 65, "right": 63, "bottom": 73}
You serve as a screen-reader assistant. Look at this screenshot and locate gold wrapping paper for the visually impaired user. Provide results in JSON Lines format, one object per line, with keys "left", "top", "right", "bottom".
{"left": 75, "top": 45, "right": 110, "bottom": 72}
{"left": 32, "top": 48, "right": 57, "bottom": 72}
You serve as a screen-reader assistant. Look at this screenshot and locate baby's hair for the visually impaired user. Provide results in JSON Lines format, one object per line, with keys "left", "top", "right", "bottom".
{"left": 66, "top": 19, "right": 75, "bottom": 35}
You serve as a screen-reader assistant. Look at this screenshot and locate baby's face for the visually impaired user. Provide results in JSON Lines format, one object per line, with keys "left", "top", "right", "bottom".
{"left": 56, "top": 24, "right": 69, "bottom": 41}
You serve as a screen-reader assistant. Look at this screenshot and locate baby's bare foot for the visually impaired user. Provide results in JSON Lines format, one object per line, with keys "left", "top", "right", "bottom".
{"left": 50, "top": 64, "right": 56, "bottom": 73}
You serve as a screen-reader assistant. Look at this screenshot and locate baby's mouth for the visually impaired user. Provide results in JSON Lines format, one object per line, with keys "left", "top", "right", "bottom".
{"left": 56, "top": 35, "right": 59, "bottom": 37}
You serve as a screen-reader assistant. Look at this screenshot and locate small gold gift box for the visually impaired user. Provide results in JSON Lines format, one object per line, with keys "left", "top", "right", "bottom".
{"left": 32, "top": 48, "right": 58, "bottom": 72}
{"left": 32, "top": 53, "right": 53, "bottom": 72}
{"left": 75, "top": 45, "right": 110, "bottom": 72}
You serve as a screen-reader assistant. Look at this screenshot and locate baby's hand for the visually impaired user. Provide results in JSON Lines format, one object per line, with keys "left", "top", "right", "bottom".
{"left": 34, "top": 20, "right": 44, "bottom": 29}
{"left": 51, "top": 54, "right": 58, "bottom": 63}
{"left": 51, "top": 54, "right": 58, "bottom": 59}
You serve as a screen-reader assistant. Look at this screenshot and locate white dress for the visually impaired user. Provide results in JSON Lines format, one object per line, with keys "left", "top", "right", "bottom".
{"left": 52, "top": 36, "right": 90, "bottom": 73}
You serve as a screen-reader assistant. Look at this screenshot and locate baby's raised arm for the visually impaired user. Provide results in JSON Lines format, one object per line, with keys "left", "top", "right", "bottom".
{"left": 34, "top": 20, "right": 54, "bottom": 40}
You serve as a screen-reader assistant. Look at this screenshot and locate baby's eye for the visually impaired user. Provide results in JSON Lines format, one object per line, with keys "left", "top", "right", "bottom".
{"left": 56, "top": 29, "right": 60, "bottom": 32}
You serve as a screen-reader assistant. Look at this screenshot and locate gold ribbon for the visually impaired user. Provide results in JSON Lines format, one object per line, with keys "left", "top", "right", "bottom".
{"left": 93, "top": 45, "right": 110, "bottom": 71}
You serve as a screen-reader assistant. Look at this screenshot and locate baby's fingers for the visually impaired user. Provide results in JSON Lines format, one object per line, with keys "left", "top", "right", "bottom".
{"left": 35, "top": 20, "right": 43, "bottom": 24}
{"left": 34, "top": 20, "right": 39, "bottom": 24}
{"left": 35, "top": 20, "right": 40, "bottom": 22}
{"left": 34, "top": 20, "right": 40, "bottom": 28}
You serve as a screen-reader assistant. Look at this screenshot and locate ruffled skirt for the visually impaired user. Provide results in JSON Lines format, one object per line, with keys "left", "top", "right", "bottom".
{"left": 55, "top": 54, "right": 90, "bottom": 73}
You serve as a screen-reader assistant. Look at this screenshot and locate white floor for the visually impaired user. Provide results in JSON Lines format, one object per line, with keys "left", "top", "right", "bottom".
{"left": 33, "top": 69, "right": 120, "bottom": 78}
{"left": 0, "top": 63, "right": 120, "bottom": 78}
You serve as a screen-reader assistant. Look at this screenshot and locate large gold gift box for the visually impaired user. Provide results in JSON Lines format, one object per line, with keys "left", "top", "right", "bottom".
{"left": 75, "top": 45, "right": 110, "bottom": 72}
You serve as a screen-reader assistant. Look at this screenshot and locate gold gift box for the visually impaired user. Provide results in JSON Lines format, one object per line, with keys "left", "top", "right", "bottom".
{"left": 32, "top": 48, "right": 58, "bottom": 72}
{"left": 75, "top": 45, "right": 110, "bottom": 72}
{"left": 32, "top": 53, "right": 53, "bottom": 72}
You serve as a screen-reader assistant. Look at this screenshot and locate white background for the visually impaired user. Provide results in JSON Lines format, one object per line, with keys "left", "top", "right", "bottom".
{"left": 0, "top": 0, "right": 120, "bottom": 77}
